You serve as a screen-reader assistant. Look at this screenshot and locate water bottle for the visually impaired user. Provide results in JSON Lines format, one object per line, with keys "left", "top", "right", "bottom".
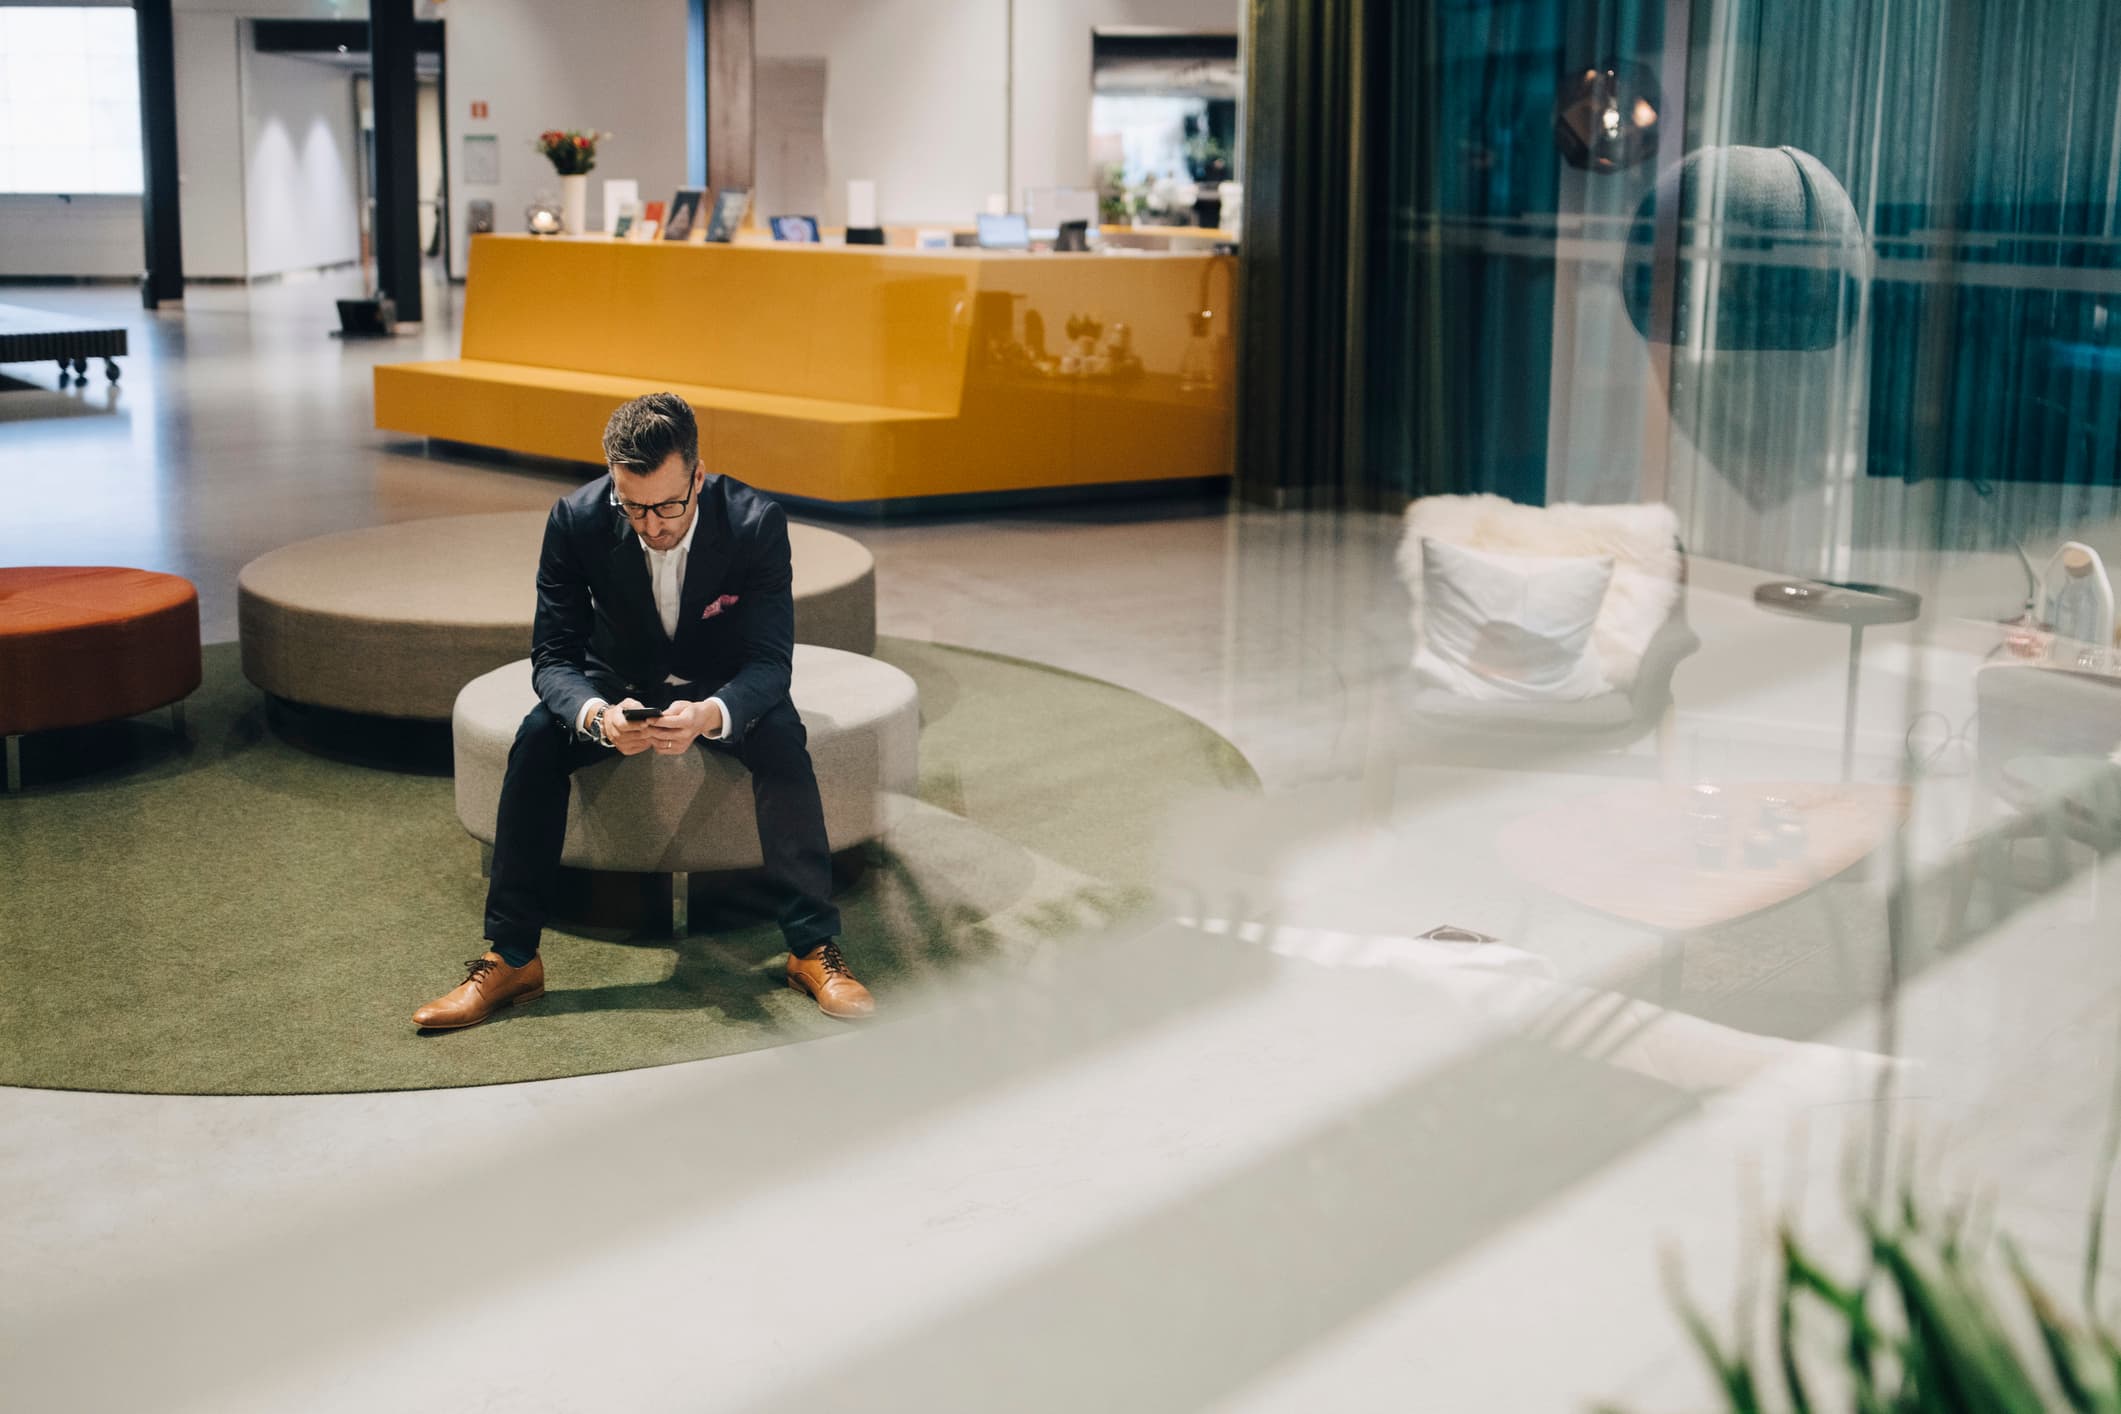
{"left": 2044, "top": 541, "right": 2116, "bottom": 653}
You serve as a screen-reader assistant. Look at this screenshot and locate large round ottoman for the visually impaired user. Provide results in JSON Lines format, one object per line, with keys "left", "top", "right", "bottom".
{"left": 452, "top": 646, "right": 920, "bottom": 879}
{"left": 2, "top": 566, "right": 201, "bottom": 787}
{"left": 238, "top": 512, "right": 877, "bottom": 720}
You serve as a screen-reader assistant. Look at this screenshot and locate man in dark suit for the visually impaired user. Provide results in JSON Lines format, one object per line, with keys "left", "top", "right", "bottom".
{"left": 413, "top": 392, "right": 875, "bottom": 1029}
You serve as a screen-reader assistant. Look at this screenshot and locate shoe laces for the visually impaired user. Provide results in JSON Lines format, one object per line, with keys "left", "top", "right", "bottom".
{"left": 816, "top": 941, "right": 850, "bottom": 978}
{"left": 461, "top": 956, "right": 500, "bottom": 985}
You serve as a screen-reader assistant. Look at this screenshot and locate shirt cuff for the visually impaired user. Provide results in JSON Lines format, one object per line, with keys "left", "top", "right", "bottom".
{"left": 576, "top": 697, "right": 607, "bottom": 741}
{"left": 704, "top": 696, "right": 733, "bottom": 740}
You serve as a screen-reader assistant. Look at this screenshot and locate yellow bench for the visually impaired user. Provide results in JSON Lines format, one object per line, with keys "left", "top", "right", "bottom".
{"left": 374, "top": 235, "right": 1235, "bottom": 506}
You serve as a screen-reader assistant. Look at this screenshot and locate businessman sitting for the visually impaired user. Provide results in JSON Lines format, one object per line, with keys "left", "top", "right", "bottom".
{"left": 414, "top": 392, "right": 874, "bottom": 1029}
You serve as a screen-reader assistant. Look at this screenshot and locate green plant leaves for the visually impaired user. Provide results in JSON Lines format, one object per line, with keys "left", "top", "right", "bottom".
{"left": 1625, "top": 1195, "right": 2121, "bottom": 1412}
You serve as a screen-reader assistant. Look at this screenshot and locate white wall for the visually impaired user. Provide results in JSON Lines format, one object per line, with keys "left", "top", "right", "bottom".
{"left": 0, "top": 194, "right": 141, "bottom": 277}
{"left": 443, "top": 0, "right": 691, "bottom": 278}
{"left": 173, "top": 11, "right": 247, "bottom": 277}
{"left": 753, "top": 0, "right": 1239, "bottom": 229}
{"left": 1, "top": 0, "right": 1242, "bottom": 280}
{"left": 440, "top": 0, "right": 1238, "bottom": 255}
{"left": 754, "top": 57, "right": 828, "bottom": 223}
{"left": 1011, "top": 0, "right": 1240, "bottom": 198}
{"left": 239, "top": 47, "right": 360, "bottom": 277}
{"left": 0, "top": 0, "right": 360, "bottom": 281}
{"left": 0, "top": 0, "right": 136, "bottom": 276}
{"left": 756, "top": 0, "right": 1006, "bottom": 228}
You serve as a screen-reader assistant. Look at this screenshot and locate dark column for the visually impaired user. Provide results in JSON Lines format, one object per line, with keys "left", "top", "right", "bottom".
{"left": 1234, "top": 0, "right": 1386, "bottom": 507}
{"left": 370, "top": 0, "right": 422, "bottom": 324}
{"left": 134, "top": 0, "right": 184, "bottom": 308}
{"left": 702, "top": 0, "right": 755, "bottom": 196}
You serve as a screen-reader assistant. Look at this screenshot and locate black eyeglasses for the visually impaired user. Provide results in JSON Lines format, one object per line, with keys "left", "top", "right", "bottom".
{"left": 608, "top": 472, "right": 698, "bottom": 521}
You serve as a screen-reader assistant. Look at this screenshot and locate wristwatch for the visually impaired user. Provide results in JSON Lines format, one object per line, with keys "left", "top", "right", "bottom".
{"left": 587, "top": 703, "right": 616, "bottom": 748}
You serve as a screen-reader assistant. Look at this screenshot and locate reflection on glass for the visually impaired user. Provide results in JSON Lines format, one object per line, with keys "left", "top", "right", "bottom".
{"left": 1228, "top": 15, "right": 2121, "bottom": 1351}
{"left": 1090, "top": 30, "right": 1241, "bottom": 228}
{"left": 1554, "top": 58, "right": 1661, "bottom": 174}
{"left": 1370, "top": 0, "right": 2121, "bottom": 569}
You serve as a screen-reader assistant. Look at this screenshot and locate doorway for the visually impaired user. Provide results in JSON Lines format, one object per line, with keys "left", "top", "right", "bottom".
{"left": 251, "top": 18, "right": 448, "bottom": 287}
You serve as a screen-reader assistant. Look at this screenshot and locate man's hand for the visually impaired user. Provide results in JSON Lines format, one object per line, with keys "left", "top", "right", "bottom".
{"left": 603, "top": 698, "right": 657, "bottom": 756}
{"left": 644, "top": 699, "right": 723, "bottom": 755}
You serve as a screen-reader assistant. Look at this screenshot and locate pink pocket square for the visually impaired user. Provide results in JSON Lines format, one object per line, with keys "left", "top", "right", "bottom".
{"left": 701, "top": 594, "right": 740, "bottom": 620}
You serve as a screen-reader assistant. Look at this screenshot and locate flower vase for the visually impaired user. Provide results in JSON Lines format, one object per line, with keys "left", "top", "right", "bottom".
{"left": 560, "top": 174, "right": 589, "bottom": 236}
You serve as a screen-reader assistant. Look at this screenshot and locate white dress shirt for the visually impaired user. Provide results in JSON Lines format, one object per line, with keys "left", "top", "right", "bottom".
{"left": 576, "top": 510, "right": 732, "bottom": 743}
{"left": 643, "top": 511, "right": 697, "bottom": 644}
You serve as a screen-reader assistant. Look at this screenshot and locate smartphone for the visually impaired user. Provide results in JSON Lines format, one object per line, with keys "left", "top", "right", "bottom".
{"left": 621, "top": 707, "right": 665, "bottom": 722}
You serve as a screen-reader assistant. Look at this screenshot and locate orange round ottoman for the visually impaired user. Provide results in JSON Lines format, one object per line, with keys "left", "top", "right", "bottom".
{"left": 1, "top": 567, "right": 202, "bottom": 784}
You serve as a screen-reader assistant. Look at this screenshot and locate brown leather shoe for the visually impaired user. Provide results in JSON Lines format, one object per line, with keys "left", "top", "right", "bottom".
{"left": 786, "top": 941, "right": 875, "bottom": 1019}
{"left": 412, "top": 952, "right": 545, "bottom": 1030}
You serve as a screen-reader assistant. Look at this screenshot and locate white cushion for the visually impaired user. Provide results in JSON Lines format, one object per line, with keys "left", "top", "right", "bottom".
{"left": 1397, "top": 495, "right": 1682, "bottom": 689}
{"left": 1413, "top": 538, "right": 1613, "bottom": 702}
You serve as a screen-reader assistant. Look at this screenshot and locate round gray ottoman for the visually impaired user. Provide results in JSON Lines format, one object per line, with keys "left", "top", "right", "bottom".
{"left": 452, "top": 646, "right": 919, "bottom": 874}
{"left": 239, "top": 511, "right": 877, "bottom": 719}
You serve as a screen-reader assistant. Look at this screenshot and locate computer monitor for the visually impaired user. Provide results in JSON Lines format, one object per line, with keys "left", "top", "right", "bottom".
{"left": 1024, "top": 187, "right": 1099, "bottom": 243}
{"left": 975, "top": 212, "right": 1030, "bottom": 250}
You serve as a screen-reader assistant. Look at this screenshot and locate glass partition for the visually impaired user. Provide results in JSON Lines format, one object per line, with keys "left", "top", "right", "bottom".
{"left": 1371, "top": 0, "right": 2121, "bottom": 574}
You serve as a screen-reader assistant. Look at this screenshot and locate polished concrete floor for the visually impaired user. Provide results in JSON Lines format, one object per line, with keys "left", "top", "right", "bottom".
{"left": 3, "top": 274, "right": 2118, "bottom": 1411}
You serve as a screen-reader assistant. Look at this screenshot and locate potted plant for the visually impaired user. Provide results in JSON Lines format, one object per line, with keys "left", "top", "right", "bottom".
{"left": 1097, "top": 163, "right": 1133, "bottom": 226}
{"left": 533, "top": 128, "right": 611, "bottom": 236}
{"left": 1612, "top": 1164, "right": 2121, "bottom": 1411}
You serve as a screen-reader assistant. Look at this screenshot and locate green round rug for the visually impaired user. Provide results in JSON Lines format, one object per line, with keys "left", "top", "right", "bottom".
{"left": 0, "top": 638, "right": 1256, "bottom": 1095}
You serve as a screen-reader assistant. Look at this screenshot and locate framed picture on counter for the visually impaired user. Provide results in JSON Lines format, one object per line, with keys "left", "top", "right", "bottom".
{"left": 770, "top": 214, "right": 820, "bottom": 244}
{"left": 611, "top": 202, "right": 640, "bottom": 240}
{"left": 705, "top": 188, "right": 750, "bottom": 242}
{"left": 662, "top": 188, "right": 705, "bottom": 242}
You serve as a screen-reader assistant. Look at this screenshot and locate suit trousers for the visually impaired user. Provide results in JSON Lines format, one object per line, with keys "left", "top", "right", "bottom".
{"left": 482, "top": 697, "right": 843, "bottom": 964}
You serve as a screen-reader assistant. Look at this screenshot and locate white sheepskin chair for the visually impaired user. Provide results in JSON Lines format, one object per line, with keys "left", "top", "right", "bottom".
{"left": 1397, "top": 494, "right": 1684, "bottom": 691}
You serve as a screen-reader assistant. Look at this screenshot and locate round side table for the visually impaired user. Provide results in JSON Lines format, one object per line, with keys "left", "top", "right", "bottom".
{"left": 1753, "top": 579, "right": 1921, "bottom": 780}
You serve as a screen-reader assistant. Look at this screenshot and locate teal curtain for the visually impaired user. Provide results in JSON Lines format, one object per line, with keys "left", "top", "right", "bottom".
{"left": 1860, "top": 1, "right": 2121, "bottom": 555}
{"left": 1241, "top": 0, "right": 2121, "bottom": 553}
{"left": 1239, "top": 0, "right": 1669, "bottom": 511}
{"left": 1366, "top": 1, "right": 1651, "bottom": 510}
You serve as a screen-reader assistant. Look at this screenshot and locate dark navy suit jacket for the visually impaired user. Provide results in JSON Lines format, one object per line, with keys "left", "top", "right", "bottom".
{"left": 529, "top": 473, "right": 794, "bottom": 746}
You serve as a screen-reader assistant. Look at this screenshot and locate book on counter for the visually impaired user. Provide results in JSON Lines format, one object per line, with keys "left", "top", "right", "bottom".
{"left": 705, "top": 188, "right": 750, "bottom": 242}
{"left": 662, "top": 189, "right": 704, "bottom": 242}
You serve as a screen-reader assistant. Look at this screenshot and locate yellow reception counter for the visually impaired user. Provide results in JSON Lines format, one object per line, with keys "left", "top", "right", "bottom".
{"left": 374, "top": 234, "right": 1237, "bottom": 507}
